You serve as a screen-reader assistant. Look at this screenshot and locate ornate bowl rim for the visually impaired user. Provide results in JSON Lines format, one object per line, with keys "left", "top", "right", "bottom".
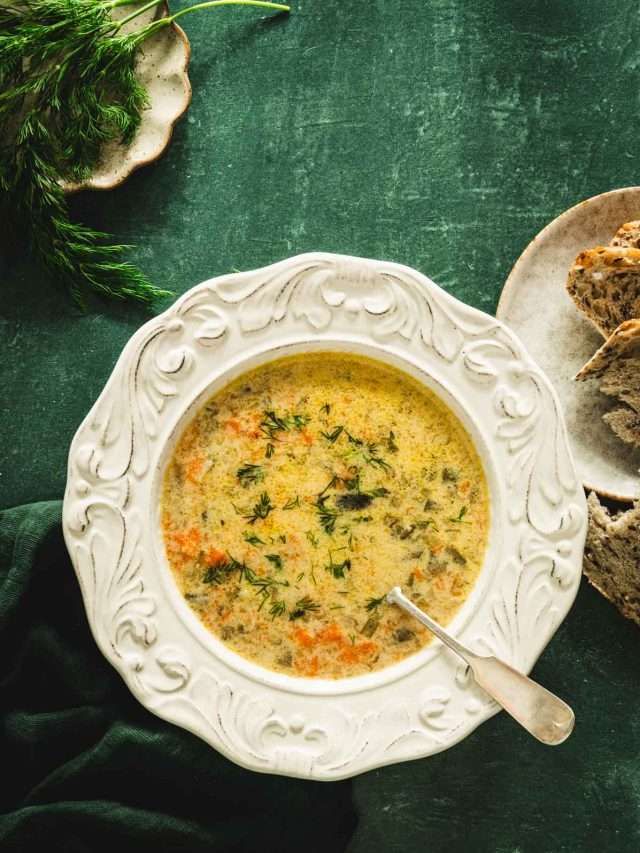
{"left": 62, "top": 252, "right": 587, "bottom": 779}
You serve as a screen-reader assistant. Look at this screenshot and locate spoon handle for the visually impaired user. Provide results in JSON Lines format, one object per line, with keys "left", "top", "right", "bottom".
{"left": 386, "top": 586, "right": 574, "bottom": 746}
{"left": 469, "top": 655, "right": 575, "bottom": 745}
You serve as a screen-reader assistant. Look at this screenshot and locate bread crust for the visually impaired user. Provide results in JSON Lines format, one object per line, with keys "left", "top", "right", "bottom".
{"left": 566, "top": 247, "right": 640, "bottom": 337}
{"left": 584, "top": 492, "right": 640, "bottom": 627}
{"left": 575, "top": 319, "right": 640, "bottom": 380}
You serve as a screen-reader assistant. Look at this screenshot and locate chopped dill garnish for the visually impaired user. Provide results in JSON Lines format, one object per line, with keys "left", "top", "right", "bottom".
{"left": 290, "top": 413, "right": 311, "bottom": 430}
{"left": 289, "top": 596, "right": 321, "bottom": 621}
{"left": 320, "top": 403, "right": 331, "bottom": 415}
{"left": 243, "top": 531, "right": 265, "bottom": 546}
{"left": 369, "top": 486, "right": 390, "bottom": 498}
{"left": 236, "top": 463, "right": 264, "bottom": 487}
{"left": 315, "top": 495, "right": 339, "bottom": 534}
{"left": 265, "top": 554, "right": 284, "bottom": 570}
{"left": 365, "top": 450, "right": 392, "bottom": 472}
{"left": 387, "top": 430, "right": 399, "bottom": 453}
{"left": 269, "top": 600, "right": 286, "bottom": 620}
{"left": 321, "top": 425, "right": 344, "bottom": 444}
{"left": 306, "top": 530, "right": 319, "bottom": 548}
{"left": 259, "top": 410, "right": 288, "bottom": 439}
{"left": 349, "top": 633, "right": 356, "bottom": 645}
{"left": 244, "top": 492, "right": 273, "bottom": 524}
{"left": 325, "top": 554, "right": 352, "bottom": 579}
{"left": 260, "top": 409, "right": 310, "bottom": 439}
{"left": 265, "top": 443, "right": 275, "bottom": 458}
{"left": 448, "top": 506, "right": 468, "bottom": 523}
{"left": 202, "top": 555, "right": 237, "bottom": 585}
{"left": 353, "top": 515, "right": 372, "bottom": 523}
{"left": 296, "top": 572, "right": 305, "bottom": 583}
{"left": 239, "top": 561, "right": 288, "bottom": 599}
{"left": 365, "top": 595, "right": 386, "bottom": 612}
{"left": 346, "top": 431, "right": 364, "bottom": 447}
{"left": 282, "top": 496, "right": 300, "bottom": 510}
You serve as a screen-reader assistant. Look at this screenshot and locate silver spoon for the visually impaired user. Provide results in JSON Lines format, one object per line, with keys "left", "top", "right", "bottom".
{"left": 387, "top": 586, "right": 575, "bottom": 745}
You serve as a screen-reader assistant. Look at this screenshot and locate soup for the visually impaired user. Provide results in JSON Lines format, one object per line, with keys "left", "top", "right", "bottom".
{"left": 161, "top": 353, "right": 489, "bottom": 678}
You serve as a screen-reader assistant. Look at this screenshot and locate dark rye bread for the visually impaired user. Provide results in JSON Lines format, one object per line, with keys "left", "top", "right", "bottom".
{"left": 575, "top": 319, "right": 640, "bottom": 380}
{"left": 575, "top": 320, "right": 640, "bottom": 450}
{"left": 610, "top": 220, "right": 640, "bottom": 248}
{"left": 584, "top": 492, "right": 640, "bottom": 627}
{"left": 566, "top": 246, "right": 640, "bottom": 338}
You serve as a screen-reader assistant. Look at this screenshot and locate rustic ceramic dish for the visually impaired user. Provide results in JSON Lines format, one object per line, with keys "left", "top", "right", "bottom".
{"left": 62, "top": 253, "right": 586, "bottom": 779}
{"left": 497, "top": 187, "right": 640, "bottom": 502}
{"left": 63, "top": 2, "right": 191, "bottom": 194}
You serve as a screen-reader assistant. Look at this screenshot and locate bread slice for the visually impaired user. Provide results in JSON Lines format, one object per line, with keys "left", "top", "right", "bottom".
{"left": 575, "top": 319, "right": 640, "bottom": 450}
{"left": 584, "top": 491, "right": 640, "bottom": 627}
{"left": 566, "top": 246, "right": 640, "bottom": 337}
{"left": 575, "top": 319, "right": 640, "bottom": 380}
{"left": 610, "top": 220, "right": 640, "bottom": 248}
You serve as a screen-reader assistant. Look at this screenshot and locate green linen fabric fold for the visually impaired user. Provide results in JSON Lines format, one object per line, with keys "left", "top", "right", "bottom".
{"left": 0, "top": 502, "right": 357, "bottom": 852}
{"left": 2, "top": 501, "right": 640, "bottom": 853}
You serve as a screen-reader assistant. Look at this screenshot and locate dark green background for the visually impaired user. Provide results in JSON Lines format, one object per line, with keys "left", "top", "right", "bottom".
{"left": 1, "top": 1, "right": 639, "bottom": 850}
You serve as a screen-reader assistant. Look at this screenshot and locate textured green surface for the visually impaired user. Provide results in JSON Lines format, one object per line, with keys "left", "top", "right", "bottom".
{"left": 1, "top": 1, "right": 640, "bottom": 849}
{"left": 1, "top": 502, "right": 639, "bottom": 852}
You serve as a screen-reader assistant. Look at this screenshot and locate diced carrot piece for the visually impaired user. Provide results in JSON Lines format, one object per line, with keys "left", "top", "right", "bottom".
{"left": 301, "top": 429, "right": 314, "bottom": 446}
{"left": 339, "top": 641, "right": 377, "bottom": 663}
{"left": 185, "top": 456, "right": 204, "bottom": 482}
{"left": 459, "top": 480, "right": 471, "bottom": 494}
{"left": 226, "top": 418, "right": 242, "bottom": 434}
{"left": 413, "top": 568, "right": 425, "bottom": 581}
{"left": 169, "top": 527, "right": 201, "bottom": 559}
{"left": 305, "top": 656, "right": 319, "bottom": 676}
{"left": 317, "top": 624, "right": 343, "bottom": 644}
{"left": 206, "top": 547, "right": 227, "bottom": 566}
{"left": 293, "top": 628, "right": 315, "bottom": 648}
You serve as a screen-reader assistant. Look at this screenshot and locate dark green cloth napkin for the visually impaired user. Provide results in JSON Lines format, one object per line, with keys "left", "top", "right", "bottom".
{"left": 1, "top": 501, "right": 639, "bottom": 852}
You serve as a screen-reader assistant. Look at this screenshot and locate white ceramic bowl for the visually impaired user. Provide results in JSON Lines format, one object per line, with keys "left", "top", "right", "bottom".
{"left": 62, "top": 254, "right": 586, "bottom": 779}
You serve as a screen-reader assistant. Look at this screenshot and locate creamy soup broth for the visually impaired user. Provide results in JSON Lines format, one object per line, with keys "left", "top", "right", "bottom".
{"left": 161, "top": 353, "right": 490, "bottom": 678}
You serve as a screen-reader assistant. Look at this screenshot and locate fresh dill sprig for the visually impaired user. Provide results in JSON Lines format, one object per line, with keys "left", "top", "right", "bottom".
{"left": 315, "top": 495, "right": 339, "bottom": 535}
{"left": 202, "top": 555, "right": 237, "bottom": 585}
{"left": 269, "top": 599, "right": 286, "bottom": 620}
{"left": 320, "top": 425, "right": 344, "bottom": 444}
{"left": 387, "top": 430, "right": 399, "bottom": 453}
{"left": 265, "top": 553, "right": 283, "bottom": 570}
{"left": 282, "top": 496, "right": 300, "bottom": 510}
{"left": 0, "top": 0, "right": 289, "bottom": 304}
{"left": 289, "top": 596, "right": 320, "bottom": 621}
{"left": 365, "top": 595, "right": 386, "bottom": 612}
{"left": 259, "top": 409, "right": 310, "bottom": 440}
{"left": 244, "top": 491, "right": 273, "bottom": 524}
{"left": 448, "top": 506, "right": 468, "bottom": 523}
{"left": 237, "top": 463, "right": 264, "bottom": 487}
{"left": 325, "top": 553, "right": 351, "bottom": 579}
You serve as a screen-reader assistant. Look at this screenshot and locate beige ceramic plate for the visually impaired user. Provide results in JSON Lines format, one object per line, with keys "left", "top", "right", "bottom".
{"left": 497, "top": 187, "right": 640, "bottom": 502}
{"left": 63, "top": 3, "right": 191, "bottom": 193}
